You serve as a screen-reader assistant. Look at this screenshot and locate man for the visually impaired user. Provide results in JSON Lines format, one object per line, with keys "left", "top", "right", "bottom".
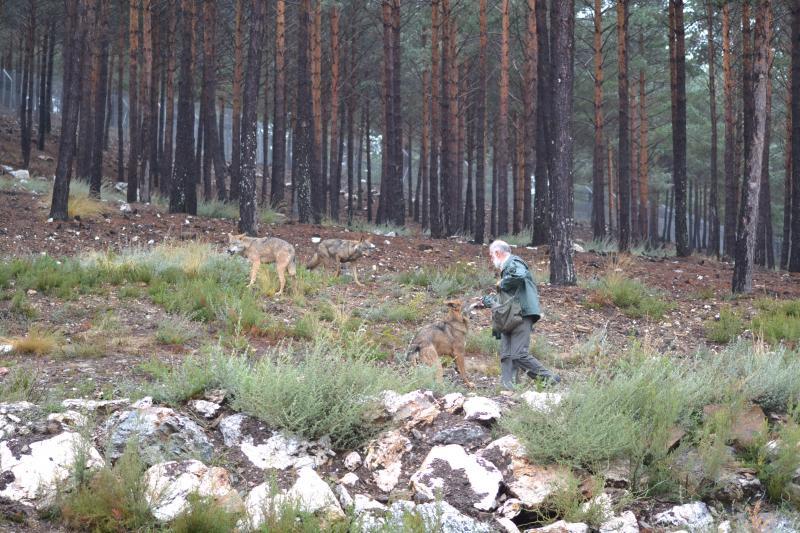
{"left": 480, "top": 240, "right": 560, "bottom": 389}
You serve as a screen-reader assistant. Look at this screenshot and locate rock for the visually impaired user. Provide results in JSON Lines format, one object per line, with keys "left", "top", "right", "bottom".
{"left": 119, "top": 203, "right": 133, "bottom": 212}
{"left": 653, "top": 502, "right": 714, "bottom": 530}
{"left": 479, "top": 435, "right": 568, "bottom": 510}
{"left": 245, "top": 466, "right": 344, "bottom": 529}
{"left": 529, "top": 520, "right": 589, "bottom": 533}
{"left": 357, "top": 500, "right": 493, "bottom": 533}
{"left": 203, "top": 389, "right": 227, "bottom": 404}
{"left": 0, "top": 431, "right": 104, "bottom": 508}
{"left": 599, "top": 511, "right": 640, "bottom": 533}
{"left": 756, "top": 512, "right": 800, "bottom": 533}
{"left": 520, "top": 391, "right": 563, "bottom": 414}
{"left": 0, "top": 345, "right": 13, "bottom": 354}
{"left": 443, "top": 392, "right": 466, "bottom": 413}
{"left": 572, "top": 243, "right": 586, "bottom": 253}
{"left": 385, "top": 231, "right": 397, "bottom": 237}
{"left": 497, "top": 517, "right": 522, "bottom": 533}
{"left": 581, "top": 493, "right": 614, "bottom": 522}
{"left": 410, "top": 444, "right": 502, "bottom": 511}
{"left": 47, "top": 410, "right": 88, "bottom": 428}
{"left": 218, "top": 414, "right": 331, "bottom": 470}
{"left": 365, "top": 430, "right": 412, "bottom": 492}
{"left": 114, "top": 182, "right": 127, "bottom": 193}
{"left": 189, "top": 399, "right": 221, "bottom": 419}
{"left": 61, "top": 398, "right": 129, "bottom": 413}
{"left": 353, "top": 494, "right": 387, "bottom": 515}
{"left": 340, "top": 472, "right": 359, "bottom": 486}
{"left": 431, "top": 423, "right": 491, "bottom": 449}
{"left": 703, "top": 404, "right": 766, "bottom": 449}
{"left": 311, "top": 236, "right": 322, "bottom": 244}
{"left": 102, "top": 406, "right": 214, "bottom": 465}
{"left": 344, "top": 451, "right": 362, "bottom": 471}
{"left": 463, "top": 396, "right": 502, "bottom": 422}
{"left": 9, "top": 170, "right": 29, "bottom": 181}
{"left": 717, "top": 521, "right": 731, "bottom": 533}
{"left": 603, "top": 460, "right": 631, "bottom": 489}
{"left": 334, "top": 484, "right": 354, "bottom": 508}
{"left": 131, "top": 396, "right": 154, "bottom": 408}
{"left": 381, "top": 390, "right": 437, "bottom": 421}
{"left": 144, "top": 460, "right": 242, "bottom": 521}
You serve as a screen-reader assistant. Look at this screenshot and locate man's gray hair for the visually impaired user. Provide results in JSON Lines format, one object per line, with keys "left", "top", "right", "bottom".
{"left": 489, "top": 240, "right": 512, "bottom": 255}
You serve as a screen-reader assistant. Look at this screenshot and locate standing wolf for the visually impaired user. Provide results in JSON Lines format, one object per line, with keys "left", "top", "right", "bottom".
{"left": 306, "top": 236, "right": 374, "bottom": 286}
{"left": 227, "top": 233, "right": 297, "bottom": 295}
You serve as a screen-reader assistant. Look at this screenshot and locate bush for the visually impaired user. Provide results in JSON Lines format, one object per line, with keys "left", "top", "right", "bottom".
{"left": 10, "top": 291, "right": 37, "bottom": 318}
{"left": 0, "top": 366, "right": 45, "bottom": 403}
{"left": 751, "top": 299, "right": 800, "bottom": 345}
{"left": 11, "top": 326, "right": 61, "bottom": 356}
{"left": 466, "top": 329, "right": 499, "bottom": 355}
{"left": 588, "top": 273, "right": 669, "bottom": 319}
{"left": 396, "top": 263, "right": 494, "bottom": 298}
{"left": 170, "top": 494, "right": 241, "bottom": 533}
{"left": 706, "top": 307, "right": 745, "bottom": 344}
{"left": 155, "top": 315, "right": 201, "bottom": 346}
{"left": 60, "top": 445, "right": 155, "bottom": 532}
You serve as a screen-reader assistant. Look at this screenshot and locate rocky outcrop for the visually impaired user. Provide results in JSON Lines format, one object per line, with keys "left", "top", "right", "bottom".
{"left": 357, "top": 500, "right": 494, "bottom": 533}
{"left": 463, "top": 396, "right": 502, "bottom": 422}
{"left": 365, "top": 430, "right": 412, "bottom": 493}
{"left": 653, "top": 501, "right": 714, "bottom": 530}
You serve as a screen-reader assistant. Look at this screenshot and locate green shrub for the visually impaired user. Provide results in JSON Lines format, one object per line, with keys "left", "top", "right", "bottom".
{"left": 10, "top": 291, "right": 37, "bottom": 318}
{"left": 60, "top": 445, "right": 155, "bottom": 532}
{"left": 170, "top": 494, "right": 241, "bottom": 533}
{"left": 760, "top": 417, "right": 800, "bottom": 503}
{"left": 142, "top": 352, "right": 220, "bottom": 405}
{"left": 466, "top": 329, "right": 499, "bottom": 354}
{"left": 751, "top": 299, "right": 800, "bottom": 345}
{"left": 396, "top": 263, "right": 494, "bottom": 298}
{"left": 155, "top": 315, "right": 201, "bottom": 346}
{"left": 0, "top": 366, "right": 44, "bottom": 403}
{"left": 583, "top": 237, "right": 618, "bottom": 254}
{"left": 494, "top": 230, "right": 532, "bottom": 248}
{"left": 705, "top": 307, "right": 744, "bottom": 344}
{"left": 588, "top": 273, "right": 669, "bottom": 319}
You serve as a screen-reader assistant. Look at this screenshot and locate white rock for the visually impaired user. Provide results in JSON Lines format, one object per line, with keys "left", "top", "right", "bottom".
{"left": 240, "top": 433, "right": 306, "bottom": 470}
{"left": 9, "top": 170, "right": 29, "bottom": 181}
{"left": 581, "top": 492, "right": 614, "bottom": 522}
{"left": 144, "top": 460, "right": 242, "bottom": 521}
{"left": 497, "top": 517, "right": 522, "bottom": 533}
{"left": 717, "top": 521, "right": 731, "bottom": 533}
{"left": 218, "top": 413, "right": 247, "bottom": 446}
{"left": 653, "top": 502, "right": 714, "bottom": 530}
{"left": 497, "top": 498, "right": 524, "bottom": 519}
{"left": 119, "top": 203, "right": 133, "bottom": 212}
{"left": 463, "top": 396, "right": 502, "bottom": 422}
{"left": 130, "top": 396, "right": 153, "bottom": 409}
{"left": 353, "top": 494, "right": 387, "bottom": 515}
{"left": 381, "top": 390, "right": 437, "bottom": 421}
{"left": 47, "top": 410, "right": 88, "bottom": 428}
{"left": 442, "top": 392, "right": 466, "bottom": 413}
{"left": 531, "top": 520, "right": 589, "bottom": 533}
{"left": 61, "top": 398, "right": 129, "bottom": 413}
{"left": 0, "top": 344, "right": 13, "bottom": 353}
{"left": 411, "top": 444, "right": 502, "bottom": 511}
{"left": 189, "top": 399, "right": 221, "bottom": 419}
{"left": 0, "top": 431, "right": 104, "bottom": 508}
{"left": 520, "top": 391, "right": 563, "bottom": 414}
{"left": 245, "top": 466, "right": 344, "bottom": 529}
{"left": 600, "top": 511, "right": 640, "bottom": 533}
{"left": 334, "top": 483, "right": 354, "bottom": 508}
{"left": 572, "top": 243, "right": 586, "bottom": 253}
{"left": 344, "top": 451, "right": 362, "bottom": 471}
{"left": 365, "top": 430, "right": 411, "bottom": 492}
{"left": 311, "top": 236, "right": 322, "bottom": 244}
{"left": 358, "top": 500, "right": 493, "bottom": 533}
{"left": 340, "top": 472, "right": 360, "bottom": 486}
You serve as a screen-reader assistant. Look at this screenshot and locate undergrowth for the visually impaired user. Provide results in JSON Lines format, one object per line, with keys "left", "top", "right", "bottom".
{"left": 586, "top": 272, "right": 670, "bottom": 319}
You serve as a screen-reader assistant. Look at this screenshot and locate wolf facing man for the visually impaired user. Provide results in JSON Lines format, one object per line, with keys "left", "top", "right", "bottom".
{"left": 478, "top": 240, "right": 561, "bottom": 390}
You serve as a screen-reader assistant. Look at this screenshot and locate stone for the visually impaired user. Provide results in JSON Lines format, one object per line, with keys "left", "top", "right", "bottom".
{"left": 520, "top": 391, "right": 563, "bottom": 414}
{"left": 497, "top": 517, "right": 522, "bottom": 533}
{"left": 410, "top": 444, "right": 502, "bottom": 511}
{"left": 528, "top": 520, "right": 589, "bottom": 533}
{"left": 334, "top": 484, "right": 354, "bottom": 508}
{"left": 717, "top": 521, "right": 731, "bottom": 533}
{"left": 61, "top": 398, "right": 129, "bottom": 413}
{"left": 443, "top": 392, "right": 466, "bottom": 413}
{"left": 218, "top": 413, "right": 247, "bottom": 446}
{"left": 365, "top": 430, "right": 412, "bottom": 492}
{"left": 703, "top": 404, "right": 766, "bottom": 449}
{"left": 189, "top": 399, "right": 220, "bottom": 419}
{"left": 381, "top": 390, "right": 437, "bottom": 421}
{"left": 144, "top": 460, "right": 242, "bottom": 521}
{"left": 340, "top": 472, "right": 359, "bottom": 486}
{"left": 9, "top": 170, "right": 29, "bottom": 181}
{"left": 431, "top": 423, "right": 491, "bottom": 449}
{"left": 599, "top": 511, "right": 640, "bottom": 533}
{"left": 353, "top": 494, "right": 387, "bottom": 515}
{"left": 653, "top": 502, "right": 714, "bottom": 530}
{"left": 463, "top": 396, "right": 502, "bottom": 422}
{"left": 244, "top": 466, "right": 344, "bottom": 529}
{"left": 479, "top": 435, "right": 568, "bottom": 509}
{"left": 0, "top": 431, "right": 104, "bottom": 508}
{"left": 101, "top": 406, "right": 214, "bottom": 465}
{"left": 603, "top": 460, "right": 631, "bottom": 488}
{"left": 344, "top": 451, "right": 362, "bottom": 471}
{"left": 131, "top": 396, "right": 154, "bottom": 409}
{"left": 572, "top": 243, "right": 586, "bottom": 253}
{"left": 756, "top": 512, "right": 800, "bottom": 533}
{"left": 357, "top": 500, "right": 493, "bottom": 533}
{"left": 581, "top": 493, "right": 614, "bottom": 522}
{"left": 47, "top": 410, "right": 88, "bottom": 428}
{"left": 203, "top": 389, "right": 227, "bottom": 404}
{"left": 119, "top": 203, "right": 133, "bottom": 213}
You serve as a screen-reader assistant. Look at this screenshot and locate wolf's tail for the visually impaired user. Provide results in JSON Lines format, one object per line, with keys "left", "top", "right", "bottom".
{"left": 306, "top": 253, "right": 321, "bottom": 270}
{"left": 288, "top": 254, "right": 297, "bottom": 276}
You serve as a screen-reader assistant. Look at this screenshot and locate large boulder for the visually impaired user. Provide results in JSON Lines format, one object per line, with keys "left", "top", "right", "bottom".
{"left": 381, "top": 390, "right": 438, "bottom": 421}
{"left": 364, "top": 430, "right": 412, "bottom": 493}
{"left": 410, "top": 444, "right": 502, "bottom": 512}
{"left": 653, "top": 502, "right": 714, "bottom": 531}
{"left": 101, "top": 406, "right": 213, "bottom": 465}
{"left": 463, "top": 397, "right": 502, "bottom": 422}
{"left": 0, "top": 431, "right": 104, "bottom": 508}
{"left": 244, "top": 466, "right": 345, "bottom": 529}
{"left": 599, "top": 511, "right": 640, "bottom": 533}
{"left": 143, "top": 460, "right": 242, "bottom": 521}
{"left": 478, "top": 436, "right": 568, "bottom": 511}
{"left": 357, "top": 500, "right": 494, "bottom": 533}
{"left": 218, "top": 413, "right": 333, "bottom": 470}
{"left": 431, "top": 422, "right": 491, "bottom": 449}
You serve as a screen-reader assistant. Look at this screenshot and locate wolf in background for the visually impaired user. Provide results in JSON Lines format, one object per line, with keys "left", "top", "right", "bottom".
{"left": 227, "top": 233, "right": 297, "bottom": 295}
{"left": 306, "top": 236, "right": 374, "bottom": 286}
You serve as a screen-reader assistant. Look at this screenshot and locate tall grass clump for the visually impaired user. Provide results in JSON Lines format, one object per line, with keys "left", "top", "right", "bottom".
{"left": 396, "top": 262, "right": 495, "bottom": 298}
{"left": 494, "top": 230, "right": 532, "bottom": 248}
{"left": 0, "top": 366, "right": 45, "bottom": 403}
{"left": 587, "top": 272, "right": 670, "bottom": 319}
{"left": 751, "top": 299, "right": 800, "bottom": 345}
{"left": 583, "top": 237, "right": 618, "bottom": 254}
{"left": 705, "top": 307, "right": 745, "bottom": 344}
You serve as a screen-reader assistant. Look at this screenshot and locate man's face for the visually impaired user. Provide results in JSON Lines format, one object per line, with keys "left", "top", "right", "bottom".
{"left": 490, "top": 250, "right": 506, "bottom": 270}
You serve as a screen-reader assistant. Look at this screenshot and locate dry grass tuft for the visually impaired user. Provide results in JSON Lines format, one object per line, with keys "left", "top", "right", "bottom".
{"left": 9, "top": 326, "right": 62, "bottom": 355}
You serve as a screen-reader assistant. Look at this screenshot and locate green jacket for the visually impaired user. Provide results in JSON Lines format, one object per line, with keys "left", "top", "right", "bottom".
{"left": 482, "top": 255, "right": 542, "bottom": 323}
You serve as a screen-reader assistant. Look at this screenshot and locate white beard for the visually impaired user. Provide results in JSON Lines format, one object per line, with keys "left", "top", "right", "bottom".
{"left": 492, "top": 256, "right": 504, "bottom": 270}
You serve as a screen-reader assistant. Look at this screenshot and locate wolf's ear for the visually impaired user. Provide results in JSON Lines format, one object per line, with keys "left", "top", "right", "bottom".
{"left": 445, "top": 299, "right": 461, "bottom": 309}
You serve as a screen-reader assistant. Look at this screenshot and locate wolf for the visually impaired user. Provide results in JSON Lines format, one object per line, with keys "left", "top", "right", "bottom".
{"left": 227, "top": 233, "right": 297, "bottom": 295}
{"left": 407, "top": 300, "right": 477, "bottom": 388}
{"left": 306, "top": 236, "right": 374, "bottom": 286}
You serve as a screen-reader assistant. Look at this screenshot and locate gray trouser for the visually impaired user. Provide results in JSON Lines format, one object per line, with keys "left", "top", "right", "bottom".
{"left": 500, "top": 317, "right": 556, "bottom": 389}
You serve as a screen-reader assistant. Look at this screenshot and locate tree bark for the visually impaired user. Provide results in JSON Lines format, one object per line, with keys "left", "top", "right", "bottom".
{"left": 429, "top": 0, "right": 442, "bottom": 238}
{"left": 756, "top": 49, "right": 773, "bottom": 268}
{"left": 723, "top": 2, "right": 738, "bottom": 258}
{"left": 230, "top": 0, "right": 244, "bottom": 201}
{"left": 791, "top": 0, "right": 800, "bottom": 271}
{"left": 591, "top": 0, "right": 604, "bottom": 239}
{"left": 366, "top": 100, "right": 373, "bottom": 222}
{"left": 90, "top": 0, "right": 110, "bottom": 197}
{"left": 294, "top": 0, "right": 314, "bottom": 223}
{"left": 782, "top": 75, "right": 792, "bottom": 269}
{"left": 531, "top": 0, "right": 550, "bottom": 245}
{"left": 161, "top": 0, "right": 176, "bottom": 193}
{"left": 20, "top": 1, "right": 35, "bottom": 170}
{"left": 329, "top": 7, "right": 341, "bottom": 220}
{"left": 496, "top": 0, "right": 510, "bottom": 236}
{"left": 707, "top": 0, "right": 720, "bottom": 256}
{"left": 116, "top": 24, "right": 125, "bottom": 183}
{"left": 420, "top": 70, "right": 430, "bottom": 228}
{"left": 201, "top": 0, "right": 226, "bottom": 201}
{"left": 36, "top": 29, "right": 48, "bottom": 151}
{"left": 671, "top": 0, "right": 690, "bottom": 256}
{"left": 169, "top": 0, "right": 196, "bottom": 215}
{"left": 617, "top": 0, "right": 631, "bottom": 251}
{"left": 311, "top": 2, "right": 324, "bottom": 221}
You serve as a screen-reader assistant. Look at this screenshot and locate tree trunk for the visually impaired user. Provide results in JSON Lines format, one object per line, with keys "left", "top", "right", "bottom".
{"left": 791, "top": 0, "right": 800, "bottom": 271}
{"left": 139, "top": 0, "right": 154, "bottom": 203}
{"left": 733, "top": 0, "right": 771, "bottom": 293}
{"left": 270, "top": 0, "right": 286, "bottom": 208}
{"left": 161, "top": 0, "right": 176, "bottom": 193}
{"left": 76, "top": 0, "right": 94, "bottom": 180}
{"left": 36, "top": 30, "right": 48, "bottom": 151}
{"left": 44, "top": 20, "right": 55, "bottom": 135}
{"left": 782, "top": 76, "right": 792, "bottom": 270}
{"left": 346, "top": 74, "right": 356, "bottom": 225}
{"left": 420, "top": 70, "right": 430, "bottom": 227}
{"left": 357, "top": 107, "right": 365, "bottom": 213}
{"left": 366, "top": 101, "right": 373, "bottom": 222}
{"left": 723, "top": 2, "right": 738, "bottom": 258}
{"left": 328, "top": 7, "right": 341, "bottom": 220}
{"left": 429, "top": 0, "right": 442, "bottom": 238}
{"left": 608, "top": 141, "right": 615, "bottom": 234}
{"left": 707, "top": 0, "right": 720, "bottom": 256}
{"left": 464, "top": 95, "right": 474, "bottom": 234}
{"left": 294, "top": 0, "right": 314, "bottom": 223}
{"left": 169, "top": 0, "right": 196, "bottom": 215}
{"left": 90, "top": 0, "right": 110, "bottom": 197}
{"left": 495, "top": 0, "right": 510, "bottom": 236}
{"left": 549, "top": 0, "right": 576, "bottom": 285}
{"left": 591, "top": 0, "right": 604, "bottom": 239}
{"left": 20, "top": 2, "right": 35, "bottom": 170}
{"left": 671, "top": 0, "right": 690, "bottom": 256}
{"left": 617, "top": 0, "right": 631, "bottom": 251}
{"left": 230, "top": 0, "right": 244, "bottom": 201}
{"left": 116, "top": 25, "right": 125, "bottom": 183}
{"left": 391, "top": 0, "right": 404, "bottom": 226}
{"left": 127, "top": 0, "right": 140, "bottom": 202}
{"left": 756, "top": 46, "right": 775, "bottom": 269}
{"left": 201, "top": 0, "right": 226, "bottom": 201}
{"left": 473, "top": 0, "right": 487, "bottom": 243}
{"left": 50, "top": 0, "right": 87, "bottom": 221}
{"left": 638, "top": 36, "right": 649, "bottom": 244}
{"left": 311, "top": 2, "right": 323, "bottom": 221}
{"left": 531, "top": 0, "right": 550, "bottom": 245}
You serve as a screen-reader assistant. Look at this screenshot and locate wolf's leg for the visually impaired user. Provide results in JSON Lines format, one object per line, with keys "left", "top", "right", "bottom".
{"left": 276, "top": 265, "right": 286, "bottom": 295}
{"left": 352, "top": 265, "right": 364, "bottom": 286}
{"left": 419, "top": 346, "right": 444, "bottom": 382}
{"left": 335, "top": 260, "right": 341, "bottom": 277}
{"left": 248, "top": 258, "right": 261, "bottom": 287}
{"left": 454, "top": 349, "right": 474, "bottom": 388}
